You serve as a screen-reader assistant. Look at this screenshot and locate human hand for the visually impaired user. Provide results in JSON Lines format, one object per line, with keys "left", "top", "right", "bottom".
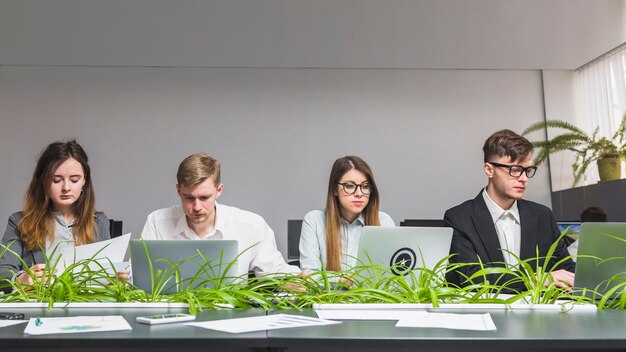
{"left": 17, "top": 264, "right": 56, "bottom": 285}
{"left": 116, "top": 270, "right": 129, "bottom": 281}
{"left": 545, "top": 269, "right": 575, "bottom": 291}
{"left": 338, "top": 275, "right": 353, "bottom": 287}
{"left": 280, "top": 271, "right": 308, "bottom": 292}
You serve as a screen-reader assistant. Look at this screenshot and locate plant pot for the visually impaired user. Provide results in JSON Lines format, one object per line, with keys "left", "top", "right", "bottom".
{"left": 597, "top": 155, "right": 622, "bottom": 182}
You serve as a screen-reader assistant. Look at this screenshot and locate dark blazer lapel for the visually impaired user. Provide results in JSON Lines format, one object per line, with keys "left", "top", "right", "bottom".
{"left": 518, "top": 200, "right": 538, "bottom": 260}
{"left": 471, "top": 193, "right": 505, "bottom": 263}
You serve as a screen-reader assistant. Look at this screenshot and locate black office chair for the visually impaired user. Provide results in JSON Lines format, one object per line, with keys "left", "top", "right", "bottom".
{"left": 287, "top": 219, "right": 303, "bottom": 267}
{"left": 109, "top": 219, "right": 124, "bottom": 238}
{"left": 400, "top": 219, "right": 447, "bottom": 227}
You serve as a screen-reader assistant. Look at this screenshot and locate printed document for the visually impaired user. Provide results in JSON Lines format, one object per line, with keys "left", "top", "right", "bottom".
{"left": 187, "top": 314, "right": 339, "bottom": 334}
{"left": 23, "top": 316, "right": 132, "bottom": 335}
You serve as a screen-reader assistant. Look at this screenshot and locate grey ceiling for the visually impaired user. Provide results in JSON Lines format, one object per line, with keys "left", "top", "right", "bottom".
{"left": 0, "top": 0, "right": 624, "bottom": 69}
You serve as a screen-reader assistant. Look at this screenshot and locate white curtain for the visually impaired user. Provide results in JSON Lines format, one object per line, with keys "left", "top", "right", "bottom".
{"left": 574, "top": 44, "right": 626, "bottom": 185}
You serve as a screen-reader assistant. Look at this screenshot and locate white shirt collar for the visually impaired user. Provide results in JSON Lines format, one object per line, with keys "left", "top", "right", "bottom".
{"left": 173, "top": 202, "right": 223, "bottom": 239}
{"left": 341, "top": 213, "right": 365, "bottom": 226}
{"left": 482, "top": 188, "right": 520, "bottom": 224}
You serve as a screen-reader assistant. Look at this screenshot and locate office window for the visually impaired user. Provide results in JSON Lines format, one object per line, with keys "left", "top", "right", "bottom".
{"left": 574, "top": 43, "right": 626, "bottom": 184}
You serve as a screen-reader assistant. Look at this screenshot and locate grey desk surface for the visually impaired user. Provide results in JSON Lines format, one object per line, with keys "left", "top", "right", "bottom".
{"left": 0, "top": 307, "right": 267, "bottom": 351}
{"left": 1, "top": 306, "right": 626, "bottom": 352}
{"left": 267, "top": 308, "right": 626, "bottom": 352}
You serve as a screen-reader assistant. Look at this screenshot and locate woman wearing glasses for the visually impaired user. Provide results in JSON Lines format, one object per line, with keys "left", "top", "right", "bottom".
{"left": 299, "top": 156, "right": 394, "bottom": 272}
{"left": 0, "top": 140, "right": 114, "bottom": 292}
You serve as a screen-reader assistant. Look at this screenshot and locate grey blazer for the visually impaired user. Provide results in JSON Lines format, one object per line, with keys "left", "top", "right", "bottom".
{"left": 0, "top": 211, "right": 110, "bottom": 288}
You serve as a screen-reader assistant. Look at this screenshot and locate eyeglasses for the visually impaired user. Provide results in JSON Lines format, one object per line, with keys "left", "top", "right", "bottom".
{"left": 338, "top": 182, "right": 372, "bottom": 195}
{"left": 488, "top": 162, "right": 537, "bottom": 178}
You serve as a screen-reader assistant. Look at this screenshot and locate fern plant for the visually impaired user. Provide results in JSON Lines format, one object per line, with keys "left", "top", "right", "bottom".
{"left": 522, "top": 112, "right": 626, "bottom": 185}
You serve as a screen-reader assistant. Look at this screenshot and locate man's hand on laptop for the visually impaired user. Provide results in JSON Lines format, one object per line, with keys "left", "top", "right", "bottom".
{"left": 545, "top": 269, "right": 575, "bottom": 291}
{"left": 279, "top": 271, "right": 308, "bottom": 293}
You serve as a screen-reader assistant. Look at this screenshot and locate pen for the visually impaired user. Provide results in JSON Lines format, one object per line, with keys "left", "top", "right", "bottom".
{"left": 35, "top": 317, "right": 43, "bottom": 326}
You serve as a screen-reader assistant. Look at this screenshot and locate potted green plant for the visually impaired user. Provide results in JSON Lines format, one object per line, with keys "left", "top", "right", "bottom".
{"left": 522, "top": 112, "right": 626, "bottom": 185}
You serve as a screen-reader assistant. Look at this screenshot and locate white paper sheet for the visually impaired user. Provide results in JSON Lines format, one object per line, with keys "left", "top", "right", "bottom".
{"left": 315, "top": 309, "right": 429, "bottom": 320}
{"left": 56, "top": 233, "right": 131, "bottom": 274}
{"left": 0, "top": 320, "right": 28, "bottom": 328}
{"left": 396, "top": 312, "right": 497, "bottom": 331}
{"left": 186, "top": 314, "right": 340, "bottom": 334}
{"left": 23, "top": 315, "right": 132, "bottom": 335}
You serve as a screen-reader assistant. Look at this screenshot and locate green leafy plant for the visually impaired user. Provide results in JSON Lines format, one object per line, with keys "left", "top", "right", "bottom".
{"left": 2, "top": 233, "right": 626, "bottom": 312}
{"left": 522, "top": 112, "right": 626, "bottom": 185}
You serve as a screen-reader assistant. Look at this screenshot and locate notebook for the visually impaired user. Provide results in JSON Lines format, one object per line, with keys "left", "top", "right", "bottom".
{"left": 130, "top": 239, "right": 238, "bottom": 294}
{"left": 574, "top": 222, "right": 626, "bottom": 298}
{"left": 355, "top": 226, "right": 453, "bottom": 281}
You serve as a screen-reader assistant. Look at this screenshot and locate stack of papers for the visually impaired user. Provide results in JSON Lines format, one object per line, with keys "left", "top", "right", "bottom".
{"left": 56, "top": 233, "right": 131, "bottom": 275}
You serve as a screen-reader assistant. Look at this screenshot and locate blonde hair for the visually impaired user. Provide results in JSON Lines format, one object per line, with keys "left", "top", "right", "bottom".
{"left": 177, "top": 153, "right": 221, "bottom": 188}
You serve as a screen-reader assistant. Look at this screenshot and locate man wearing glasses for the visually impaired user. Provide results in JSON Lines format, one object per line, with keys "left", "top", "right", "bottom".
{"left": 444, "top": 129, "right": 575, "bottom": 291}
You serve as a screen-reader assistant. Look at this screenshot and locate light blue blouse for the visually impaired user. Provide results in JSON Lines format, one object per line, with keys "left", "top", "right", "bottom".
{"left": 299, "top": 210, "right": 395, "bottom": 271}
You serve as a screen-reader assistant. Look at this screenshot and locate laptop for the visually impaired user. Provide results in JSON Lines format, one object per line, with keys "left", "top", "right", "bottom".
{"left": 130, "top": 240, "right": 238, "bottom": 294}
{"left": 355, "top": 226, "right": 453, "bottom": 281}
{"left": 574, "top": 223, "right": 626, "bottom": 298}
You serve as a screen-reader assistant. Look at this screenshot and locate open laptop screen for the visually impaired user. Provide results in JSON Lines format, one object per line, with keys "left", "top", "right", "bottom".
{"left": 574, "top": 222, "right": 626, "bottom": 298}
{"left": 130, "top": 239, "right": 238, "bottom": 294}
{"left": 356, "top": 226, "right": 453, "bottom": 281}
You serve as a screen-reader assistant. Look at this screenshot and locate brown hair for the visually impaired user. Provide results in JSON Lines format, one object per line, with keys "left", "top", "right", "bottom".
{"left": 483, "top": 129, "right": 534, "bottom": 163}
{"left": 177, "top": 153, "right": 221, "bottom": 188}
{"left": 324, "top": 156, "right": 381, "bottom": 271}
{"left": 18, "top": 140, "right": 98, "bottom": 251}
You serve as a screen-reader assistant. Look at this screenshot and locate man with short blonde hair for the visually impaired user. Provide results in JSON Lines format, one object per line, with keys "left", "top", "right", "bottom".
{"left": 142, "top": 153, "right": 299, "bottom": 278}
{"left": 176, "top": 153, "right": 221, "bottom": 188}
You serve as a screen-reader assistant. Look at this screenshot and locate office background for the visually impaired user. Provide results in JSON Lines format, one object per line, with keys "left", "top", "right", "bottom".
{"left": 0, "top": 1, "right": 624, "bottom": 257}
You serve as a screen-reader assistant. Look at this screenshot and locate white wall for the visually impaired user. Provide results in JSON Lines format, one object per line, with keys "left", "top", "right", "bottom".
{"left": 0, "top": 66, "right": 551, "bottom": 257}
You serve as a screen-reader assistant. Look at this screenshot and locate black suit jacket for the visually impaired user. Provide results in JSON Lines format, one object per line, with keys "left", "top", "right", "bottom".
{"left": 443, "top": 191, "right": 575, "bottom": 290}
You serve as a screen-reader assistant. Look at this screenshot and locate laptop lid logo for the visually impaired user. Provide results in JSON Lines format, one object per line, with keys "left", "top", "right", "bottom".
{"left": 389, "top": 247, "right": 416, "bottom": 276}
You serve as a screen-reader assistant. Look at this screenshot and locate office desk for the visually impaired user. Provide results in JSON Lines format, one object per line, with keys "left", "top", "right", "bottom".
{"left": 268, "top": 308, "right": 626, "bottom": 352}
{"left": 0, "top": 306, "right": 267, "bottom": 352}
{"left": 1, "top": 306, "right": 626, "bottom": 352}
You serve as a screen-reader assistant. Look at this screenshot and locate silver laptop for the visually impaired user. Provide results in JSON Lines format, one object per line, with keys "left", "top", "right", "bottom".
{"left": 574, "top": 222, "right": 626, "bottom": 298}
{"left": 356, "top": 226, "right": 453, "bottom": 281}
{"left": 130, "top": 239, "right": 238, "bottom": 294}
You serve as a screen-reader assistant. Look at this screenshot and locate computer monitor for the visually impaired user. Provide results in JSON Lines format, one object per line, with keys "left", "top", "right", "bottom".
{"left": 557, "top": 221, "right": 582, "bottom": 236}
{"left": 400, "top": 219, "right": 446, "bottom": 227}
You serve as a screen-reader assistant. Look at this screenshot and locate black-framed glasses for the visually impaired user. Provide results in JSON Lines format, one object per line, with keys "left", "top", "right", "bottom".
{"left": 488, "top": 162, "right": 537, "bottom": 178}
{"left": 338, "top": 182, "right": 372, "bottom": 195}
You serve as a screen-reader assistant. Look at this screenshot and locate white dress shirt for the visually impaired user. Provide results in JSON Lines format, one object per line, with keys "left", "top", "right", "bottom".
{"left": 298, "top": 210, "right": 395, "bottom": 271}
{"left": 141, "top": 203, "right": 300, "bottom": 277}
{"left": 482, "top": 189, "right": 521, "bottom": 267}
